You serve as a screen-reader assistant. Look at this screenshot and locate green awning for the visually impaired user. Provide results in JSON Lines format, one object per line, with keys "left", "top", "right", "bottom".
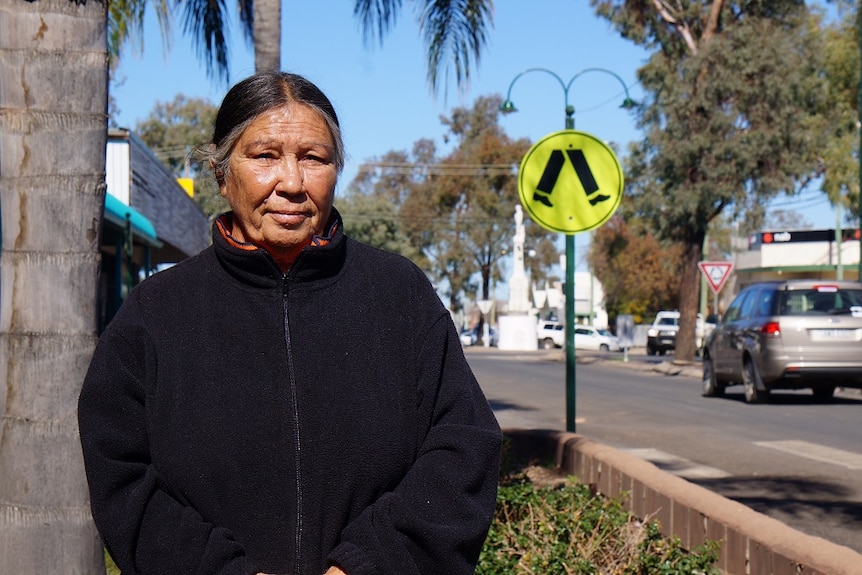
{"left": 104, "top": 193, "right": 161, "bottom": 247}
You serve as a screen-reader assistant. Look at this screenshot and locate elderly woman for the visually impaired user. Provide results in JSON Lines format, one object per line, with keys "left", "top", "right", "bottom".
{"left": 78, "top": 71, "right": 501, "bottom": 575}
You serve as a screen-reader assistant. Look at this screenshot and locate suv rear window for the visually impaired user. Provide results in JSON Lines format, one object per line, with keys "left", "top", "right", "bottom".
{"left": 777, "top": 286, "right": 862, "bottom": 316}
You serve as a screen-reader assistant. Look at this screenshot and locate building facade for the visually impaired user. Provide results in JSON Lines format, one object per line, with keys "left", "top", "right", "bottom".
{"left": 100, "top": 129, "right": 211, "bottom": 331}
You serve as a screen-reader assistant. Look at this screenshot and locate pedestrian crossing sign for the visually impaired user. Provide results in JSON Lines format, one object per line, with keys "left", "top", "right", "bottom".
{"left": 518, "top": 130, "right": 623, "bottom": 234}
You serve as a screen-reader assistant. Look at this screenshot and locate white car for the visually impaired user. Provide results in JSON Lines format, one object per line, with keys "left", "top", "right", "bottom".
{"left": 537, "top": 321, "right": 565, "bottom": 349}
{"left": 574, "top": 325, "right": 622, "bottom": 352}
{"left": 647, "top": 310, "right": 717, "bottom": 355}
{"left": 460, "top": 326, "right": 498, "bottom": 347}
{"left": 537, "top": 322, "right": 621, "bottom": 352}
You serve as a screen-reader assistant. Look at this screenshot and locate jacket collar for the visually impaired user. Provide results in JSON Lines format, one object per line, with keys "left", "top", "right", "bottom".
{"left": 212, "top": 208, "right": 347, "bottom": 288}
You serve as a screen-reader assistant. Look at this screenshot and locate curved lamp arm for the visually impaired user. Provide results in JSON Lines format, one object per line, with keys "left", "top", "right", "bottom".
{"left": 501, "top": 66, "right": 636, "bottom": 130}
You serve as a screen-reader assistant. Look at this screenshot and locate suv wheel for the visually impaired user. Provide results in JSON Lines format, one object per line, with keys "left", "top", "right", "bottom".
{"left": 646, "top": 343, "right": 656, "bottom": 356}
{"left": 742, "top": 359, "right": 770, "bottom": 404}
{"left": 541, "top": 338, "right": 556, "bottom": 350}
{"left": 702, "top": 354, "right": 724, "bottom": 397}
{"left": 812, "top": 386, "right": 836, "bottom": 401}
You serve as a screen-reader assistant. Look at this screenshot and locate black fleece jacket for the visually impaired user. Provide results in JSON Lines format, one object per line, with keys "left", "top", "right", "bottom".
{"left": 78, "top": 211, "right": 502, "bottom": 575}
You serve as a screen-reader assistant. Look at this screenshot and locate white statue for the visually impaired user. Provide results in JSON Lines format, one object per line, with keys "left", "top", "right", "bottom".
{"left": 507, "top": 205, "right": 531, "bottom": 313}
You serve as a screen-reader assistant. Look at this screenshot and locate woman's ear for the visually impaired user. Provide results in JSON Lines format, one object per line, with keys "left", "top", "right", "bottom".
{"left": 211, "top": 160, "right": 224, "bottom": 186}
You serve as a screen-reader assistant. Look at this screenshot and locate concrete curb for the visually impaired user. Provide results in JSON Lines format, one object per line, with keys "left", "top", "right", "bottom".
{"left": 504, "top": 428, "right": 862, "bottom": 575}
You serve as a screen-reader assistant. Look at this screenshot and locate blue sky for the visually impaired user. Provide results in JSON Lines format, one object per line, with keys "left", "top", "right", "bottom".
{"left": 111, "top": 0, "right": 844, "bottom": 270}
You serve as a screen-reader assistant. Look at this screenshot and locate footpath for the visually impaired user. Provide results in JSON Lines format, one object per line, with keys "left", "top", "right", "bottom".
{"left": 477, "top": 346, "right": 862, "bottom": 575}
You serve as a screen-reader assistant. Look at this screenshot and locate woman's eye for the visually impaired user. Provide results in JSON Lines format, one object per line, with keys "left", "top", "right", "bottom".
{"left": 303, "top": 152, "right": 330, "bottom": 164}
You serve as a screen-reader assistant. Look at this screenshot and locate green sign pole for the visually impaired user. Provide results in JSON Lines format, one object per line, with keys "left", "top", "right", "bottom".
{"left": 504, "top": 68, "right": 634, "bottom": 433}
{"left": 564, "top": 108, "right": 577, "bottom": 433}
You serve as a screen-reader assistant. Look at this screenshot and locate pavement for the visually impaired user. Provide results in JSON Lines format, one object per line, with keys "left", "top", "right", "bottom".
{"left": 467, "top": 344, "right": 862, "bottom": 400}
{"left": 468, "top": 344, "right": 704, "bottom": 376}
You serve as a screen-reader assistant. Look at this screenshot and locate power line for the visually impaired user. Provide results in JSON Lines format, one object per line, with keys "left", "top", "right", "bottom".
{"left": 357, "top": 162, "right": 517, "bottom": 177}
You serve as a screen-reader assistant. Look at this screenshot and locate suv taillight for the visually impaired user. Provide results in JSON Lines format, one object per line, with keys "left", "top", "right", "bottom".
{"left": 760, "top": 321, "right": 781, "bottom": 337}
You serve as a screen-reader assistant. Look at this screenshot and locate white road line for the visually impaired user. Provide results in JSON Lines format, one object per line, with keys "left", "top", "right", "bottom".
{"left": 624, "top": 448, "right": 731, "bottom": 479}
{"left": 754, "top": 440, "right": 862, "bottom": 470}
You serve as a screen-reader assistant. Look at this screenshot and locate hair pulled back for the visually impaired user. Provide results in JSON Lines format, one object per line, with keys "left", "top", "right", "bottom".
{"left": 195, "top": 71, "right": 345, "bottom": 183}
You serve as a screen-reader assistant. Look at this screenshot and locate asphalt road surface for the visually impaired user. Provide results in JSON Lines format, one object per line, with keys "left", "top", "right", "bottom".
{"left": 464, "top": 346, "right": 862, "bottom": 555}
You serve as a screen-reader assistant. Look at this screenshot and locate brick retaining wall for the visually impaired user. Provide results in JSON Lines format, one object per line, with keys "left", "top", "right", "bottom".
{"left": 504, "top": 429, "right": 862, "bottom": 575}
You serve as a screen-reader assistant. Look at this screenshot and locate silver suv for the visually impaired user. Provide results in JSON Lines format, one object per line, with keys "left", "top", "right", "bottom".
{"left": 702, "top": 279, "right": 862, "bottom": 403}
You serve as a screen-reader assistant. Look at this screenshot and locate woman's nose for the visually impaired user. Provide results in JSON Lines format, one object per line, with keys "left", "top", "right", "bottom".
{"left": 276, "top": 156, "right": 303, "bottom": 194}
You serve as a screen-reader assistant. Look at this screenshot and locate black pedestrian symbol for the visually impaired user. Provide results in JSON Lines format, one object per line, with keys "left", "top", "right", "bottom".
{"left": 533, "top": 148, "right": 611, "bottom": 208}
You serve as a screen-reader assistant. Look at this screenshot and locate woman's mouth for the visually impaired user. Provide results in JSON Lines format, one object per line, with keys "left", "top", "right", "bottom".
{"left": 268, "top": 211, "right": 308, "bottom": 226}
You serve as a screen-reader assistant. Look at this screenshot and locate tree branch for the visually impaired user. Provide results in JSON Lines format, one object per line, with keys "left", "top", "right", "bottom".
{"left": 652, "top": 0, "right": 699, "bottom": 53}
{"left": 702, "top": 0, "right": 724, "bottom": 43}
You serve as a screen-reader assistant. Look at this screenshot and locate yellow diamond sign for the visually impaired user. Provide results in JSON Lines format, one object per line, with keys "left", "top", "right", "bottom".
{"left": 518, "top": 130, "right": 623, "bottom": 234}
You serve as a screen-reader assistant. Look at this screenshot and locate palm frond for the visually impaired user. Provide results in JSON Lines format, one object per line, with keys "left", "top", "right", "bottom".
{"left": 355, "top": 0, "right": 494, "bottom": 95}
{"left": 355, "top": 0, "right": 404, "bottom": 46}
{"left": 237, "top": 0, "right": 254, "bottom": 45}
{"left": 176, "top": 0, "right": 232, "bottom": 84}
{"left": 108, "top": 0, "right": 171, "bottom": 66}
{"left": 417, "top": 0, "right": 494, "bottom": 94}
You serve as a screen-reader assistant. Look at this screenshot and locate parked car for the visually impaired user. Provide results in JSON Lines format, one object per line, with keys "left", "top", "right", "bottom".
{"left": 459, "top": 328, "right": 476, "bottom": 346}
{"left": 537, "top": 321, "right": 565, "bottom": 349}
{"left": 537, "top": 322, "right": 621, "bottom": 352}
{"left": 702, "top": 279, "right": 862, "bottom": 403}
{"left": 460, "top": 325, "right": 498, "bottom": 347}
{"left": 646, "top": 310, "right": 716, "bottom": 355}
{"left": 574, "top": 325, "right": 621, "bottom": 352}
{"left": 646, "top": 311, "right": 679, "bottom": 355}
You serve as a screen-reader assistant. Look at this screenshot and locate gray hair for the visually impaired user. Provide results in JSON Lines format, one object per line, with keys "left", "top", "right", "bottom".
{"left": 192, "top": 71, "right": 345, "bottom": 184}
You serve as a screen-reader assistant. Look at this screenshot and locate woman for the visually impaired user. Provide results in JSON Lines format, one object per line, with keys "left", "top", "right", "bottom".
{"left": 78, "top": 71, "right": 502, "bottom": 575}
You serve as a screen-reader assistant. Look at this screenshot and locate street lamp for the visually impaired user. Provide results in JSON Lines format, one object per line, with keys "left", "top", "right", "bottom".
{"left": 501, "top": 67, "right": 636, "bottom": 432}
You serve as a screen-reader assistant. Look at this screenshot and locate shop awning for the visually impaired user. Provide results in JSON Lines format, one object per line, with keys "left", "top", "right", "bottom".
{"left": 104, "top": 193, "right": 161, "bottom": 247}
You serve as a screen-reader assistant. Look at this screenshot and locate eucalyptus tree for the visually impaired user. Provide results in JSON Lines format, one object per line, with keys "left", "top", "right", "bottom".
{"left": 339, "top": 149, "right": 426, "bottom": 262}
{"left": 341, "top": 96, "right": 558, "bottom": 316}
{"left": 588, "top": 215, "right": 683, "bottom": 325}
{"left": 0, "top": 0, "right": 107, "bottom": 572}
{"left": 592, "top": 0, "right": 830, "bottom": 360}
{"left": 818, "top": 2, "right": 860, "bottom": 222}
{"left": 134, "top": 94, "right": 227, "bottom": 217}
{"left": 401, "top": 95, "right": 557, "bottom": 313}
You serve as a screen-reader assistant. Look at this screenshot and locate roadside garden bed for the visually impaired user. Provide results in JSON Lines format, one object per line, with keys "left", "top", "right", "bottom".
{"left": 476, "top": 439, "right": 721, "bottom": 574}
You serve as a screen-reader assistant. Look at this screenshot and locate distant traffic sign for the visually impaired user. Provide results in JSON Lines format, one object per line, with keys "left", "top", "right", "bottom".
{"left": 518, "top": 130, "right": 623, "bottom": 234}
{"left": 698, "top": 261, "right": 734, "bottom": 294}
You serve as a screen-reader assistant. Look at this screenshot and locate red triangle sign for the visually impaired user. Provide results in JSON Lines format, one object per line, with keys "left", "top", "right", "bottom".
{"left": 698, "top": 261, "right": 734, "bottom": 294}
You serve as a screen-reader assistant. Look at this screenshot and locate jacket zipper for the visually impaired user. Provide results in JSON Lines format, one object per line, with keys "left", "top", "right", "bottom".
{"left": 283, "top": 278, "right": 303, "bottom": 575}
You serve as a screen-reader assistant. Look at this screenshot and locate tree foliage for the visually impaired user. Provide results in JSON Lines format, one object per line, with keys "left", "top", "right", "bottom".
{"left": 589, "top": 215, "right": 682, "bottom": 325}
{"left": 338, "top": 149, "right": 425, "bottom": 263}
{"left": 134, "top": 95, "right": 227, "bottom": 218}
{"left": 818, "top": 2, "right": 861, "bottom": 221}
{"left": 342, "top": 95, "right": 559, "bottom": 314}
{"left": 591, "top": 0, "right": 830, "bottom": 359}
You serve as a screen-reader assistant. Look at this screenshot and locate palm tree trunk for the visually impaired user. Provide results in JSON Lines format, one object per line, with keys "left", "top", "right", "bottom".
{"left": 0, "top": 0, "right": 106, "bottom": 572}
{"left": 253, "top": 0, "right": 281, "bottom": 72}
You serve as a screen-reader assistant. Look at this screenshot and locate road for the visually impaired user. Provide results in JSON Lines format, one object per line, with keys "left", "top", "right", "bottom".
{"left": 464, "top": 346, "right": 862, "bottom": 554}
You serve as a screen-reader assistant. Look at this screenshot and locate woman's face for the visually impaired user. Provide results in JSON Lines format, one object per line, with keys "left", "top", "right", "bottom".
{"left": 220, "top": 103, "right": 338, "bottom": 260}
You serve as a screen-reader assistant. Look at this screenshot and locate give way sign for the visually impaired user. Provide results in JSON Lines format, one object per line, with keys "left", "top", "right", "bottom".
{"left": 698, "top": 261, "right": 734, "bottom": 294}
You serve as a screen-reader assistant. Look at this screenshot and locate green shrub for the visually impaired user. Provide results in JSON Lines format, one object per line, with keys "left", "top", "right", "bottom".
{"left": 105, "top": 548, "right": 120, "bottom": 575}
{"left": 477, "top": 468, "right": 721, "bottom": 575}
